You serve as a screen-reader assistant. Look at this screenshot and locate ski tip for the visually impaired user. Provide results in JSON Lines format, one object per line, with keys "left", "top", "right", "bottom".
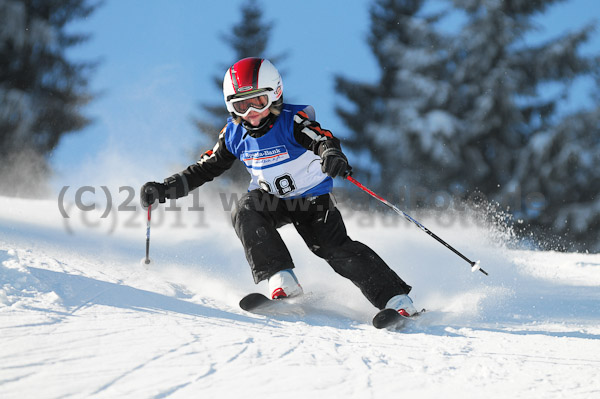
{"left": 239, "top": 293, "right": 271, "bottom": 312}
{"left": 372, "top": 308, "right": 403, "bottom": 329}
{"left": 373, "top": 308, "right": 426, "bottom": 330}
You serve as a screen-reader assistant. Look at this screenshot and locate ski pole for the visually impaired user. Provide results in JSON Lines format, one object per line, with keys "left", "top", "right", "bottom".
{"left": 142, "top": 205, "right": 153, "bottom": 266}
{"left": 345, "top": 175, "right": 487, "bottom": 276}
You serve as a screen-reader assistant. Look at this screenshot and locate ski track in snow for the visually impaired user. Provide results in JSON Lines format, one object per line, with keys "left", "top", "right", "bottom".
{"left": 1, "top": 196, "right": 599, "bottom": 398}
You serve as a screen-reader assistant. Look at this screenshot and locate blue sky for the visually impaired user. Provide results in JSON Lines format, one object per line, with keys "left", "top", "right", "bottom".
{"left": 49, "top": 0, "right": 600, "bottom": 190}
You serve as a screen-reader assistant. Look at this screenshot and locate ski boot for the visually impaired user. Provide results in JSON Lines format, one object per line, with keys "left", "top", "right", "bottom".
{"left": 268, "top": 269, "right": 303, "bottom": 299}
{"left": 385, "top": 294, "right": 418, "bottom": 317}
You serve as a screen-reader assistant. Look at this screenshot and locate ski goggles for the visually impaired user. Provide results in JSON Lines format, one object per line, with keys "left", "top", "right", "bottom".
{"left": 228, "top": 91, "right": 272, "bottom": 117}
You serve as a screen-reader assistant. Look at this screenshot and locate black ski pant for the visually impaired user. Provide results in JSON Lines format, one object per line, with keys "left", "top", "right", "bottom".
{"left": 231, "top": 189, "right": 412, "bottom": 309}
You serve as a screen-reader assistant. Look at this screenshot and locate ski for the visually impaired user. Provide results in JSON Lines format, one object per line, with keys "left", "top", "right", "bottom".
{"left": 372, "top": 308, "right": 425, "bottom": 330}
{"left": 239, "top": 293, "right": 308, "bottom": 316}
{"left": 239, "top": 293, "right": 274, "bottom": 312}
{"left": 241, "top": 293, "right": 425, "bottom": 330}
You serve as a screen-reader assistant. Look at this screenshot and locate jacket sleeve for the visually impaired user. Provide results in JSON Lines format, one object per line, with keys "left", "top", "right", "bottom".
{"left": 293, "top": 106, "right": 343, "bottom": 156}
{"left": 164, "top": 126, "right": 237, "bottom": 199}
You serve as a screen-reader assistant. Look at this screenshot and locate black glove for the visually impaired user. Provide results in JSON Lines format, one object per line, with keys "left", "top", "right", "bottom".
{"left": 320, "top": 147, "right": 352, "bottom": 178}
{"left": 140, "top": 182, "right": 167, "bottom": 208}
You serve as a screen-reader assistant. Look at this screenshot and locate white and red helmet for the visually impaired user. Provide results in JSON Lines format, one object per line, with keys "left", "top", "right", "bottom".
{"left": 223, "top": 58, "right": 283, "bottom": 117}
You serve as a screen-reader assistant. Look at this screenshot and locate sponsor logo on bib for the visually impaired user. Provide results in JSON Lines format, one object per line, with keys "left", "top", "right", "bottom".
{"left": 242, "top": 145, "right": 290, "bottom": 167}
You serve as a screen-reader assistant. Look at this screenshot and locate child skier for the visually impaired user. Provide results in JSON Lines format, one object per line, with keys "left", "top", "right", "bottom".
{"left": 141, "top": 57, "right": 417, "bottom": 316}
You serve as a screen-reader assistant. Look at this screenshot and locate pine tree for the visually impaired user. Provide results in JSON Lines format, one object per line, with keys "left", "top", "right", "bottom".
{"left": 510, "top": 88, "right": 600, "bottom": 252}
{"left": 334, "top": 0, "right": 454, "bottom": 192}
{"left": 447, "top": 0, "right": 595, "bottom": 196}
{"left": 335, "top": 0, "right": 599, "bottom": 250}
{"left": 0, "top": 0, "right": 97, "bottom": 197}
{"left": 447, "top": 0, "right": 598, "bottom": 251}
{"left": 193, "top": 0, "right": 284, "bottom": 186}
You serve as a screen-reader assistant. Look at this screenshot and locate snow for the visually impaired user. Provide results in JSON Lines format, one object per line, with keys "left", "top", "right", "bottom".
{"left": 1, "top": 194, "right": 599, "bottom": 398}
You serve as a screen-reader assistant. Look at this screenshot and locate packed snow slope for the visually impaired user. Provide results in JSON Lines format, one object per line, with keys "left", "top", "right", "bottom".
{"left": 1, "top": 193, "right": 599, "bottom": 399}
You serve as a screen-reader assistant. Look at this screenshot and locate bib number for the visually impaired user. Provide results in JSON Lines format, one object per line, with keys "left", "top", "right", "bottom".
{"left": 259, "top": 173, "right": 297, "bottom": 196}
